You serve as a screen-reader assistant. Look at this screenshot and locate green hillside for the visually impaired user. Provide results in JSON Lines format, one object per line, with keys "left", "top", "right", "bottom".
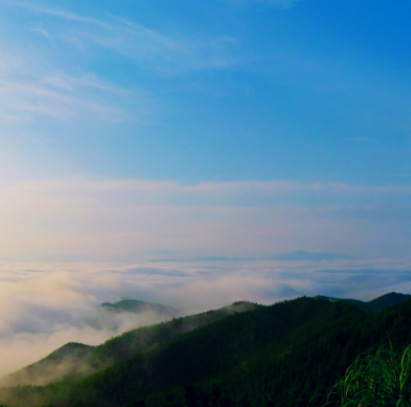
{"left": 172, "top": 296, "right": 411, "bottom": 407}
{"left": 1, "top": 294, "right": 411, "bottom": 407}
{"left": 365, "top": 292, "right": 410, "bottom": 313}
{"left": 1, "top": 301, "right": 261, "bottom": 387}
{"left": 1, "top": 343, "right": 94, "bottom": 387}
{"left": 0, "top": 297, "right": 357, "bottom": 406}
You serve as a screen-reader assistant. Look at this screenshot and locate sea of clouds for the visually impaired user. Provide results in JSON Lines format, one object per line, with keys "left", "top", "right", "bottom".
{"left": 1, "top": 257, "right": 411, "bottom": 377}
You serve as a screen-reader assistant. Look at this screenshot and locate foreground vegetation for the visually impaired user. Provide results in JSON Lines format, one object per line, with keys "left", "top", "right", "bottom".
{"left": 1, "top": 294, "right": 411, "bottom": 407}
{"left": 321, "top": 343, "right": 411, "bottom": 407}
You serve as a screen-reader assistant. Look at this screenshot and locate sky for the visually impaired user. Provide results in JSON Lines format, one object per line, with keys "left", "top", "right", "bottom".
{"left": 0, "top": 0, "right": 411, "bottom": 374}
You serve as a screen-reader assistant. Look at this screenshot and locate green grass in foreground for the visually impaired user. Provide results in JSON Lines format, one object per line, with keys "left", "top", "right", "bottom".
{"left": 321, "top": 342, "right": 411, "bottom": 407}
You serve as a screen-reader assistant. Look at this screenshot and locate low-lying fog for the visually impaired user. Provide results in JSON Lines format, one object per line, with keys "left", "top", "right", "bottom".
{"left": 0, "top": 257, "right": 411, "bottom": 378}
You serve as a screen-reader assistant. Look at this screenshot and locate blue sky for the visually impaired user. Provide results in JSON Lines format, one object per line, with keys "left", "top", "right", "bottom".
{"left": 0, "top": 0, "right": 410, "bottom": 261}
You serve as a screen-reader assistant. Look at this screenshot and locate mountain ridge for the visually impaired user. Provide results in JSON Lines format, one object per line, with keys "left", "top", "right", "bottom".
{"left": 1, "top": 301, "right": 261, "bottom": 387}
{"left": 314, "top": 292, "right": 410, "bottom": 313}
{"left": 1, "top": 293, "right": 410, "bottom": 407}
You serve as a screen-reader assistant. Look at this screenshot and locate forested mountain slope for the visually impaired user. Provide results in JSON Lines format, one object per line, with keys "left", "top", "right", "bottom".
{"left": 172, "top": 296, "right": 411, "bottom": 407}
{"left": 1, "top": 343, "right": 94, "bottom": 387}
{"left": 1, "top": 295, "right": 411, "bottom": 407}
{"left": 1, "top": 302, "right": 260, "bottom": 387}
{"left": 365, "top": 292, "right": 410, "bottom": 312}
{"left": 0, "top": 297, "right": 357, "bottom": 407}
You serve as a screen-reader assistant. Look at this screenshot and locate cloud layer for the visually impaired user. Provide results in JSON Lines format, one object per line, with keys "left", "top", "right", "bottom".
{"left": 1, "top": 256, "right": 411, "bottom": 377}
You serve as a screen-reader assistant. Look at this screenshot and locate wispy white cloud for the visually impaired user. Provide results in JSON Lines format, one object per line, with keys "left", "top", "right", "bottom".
{"left": 0, "top": 48, "right": 151, "bottom": 122}
{"left": 0, "top": 0, "right": 110, "bottom": 27}
{"left": 72, "top": 23, "right": 239, "bottom": 73}
{"left": 0, "top": 2, "right": 159, "bottom": 124}
{"left": 9, "top": 177, "right": 411, "bottom": 197}
{"left": 0, "top": 0, "right": 241, "bottom": 74}
{"left": 32, "top": 24, "right": 51, "bottom": 40}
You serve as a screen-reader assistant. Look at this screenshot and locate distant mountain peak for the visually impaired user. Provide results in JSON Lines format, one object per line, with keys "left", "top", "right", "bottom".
{"left": 314, "top": 292, "right": 410, "bottom": 313}
{"left": 101, "top": 299, "right": 178, "bottom": 317}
